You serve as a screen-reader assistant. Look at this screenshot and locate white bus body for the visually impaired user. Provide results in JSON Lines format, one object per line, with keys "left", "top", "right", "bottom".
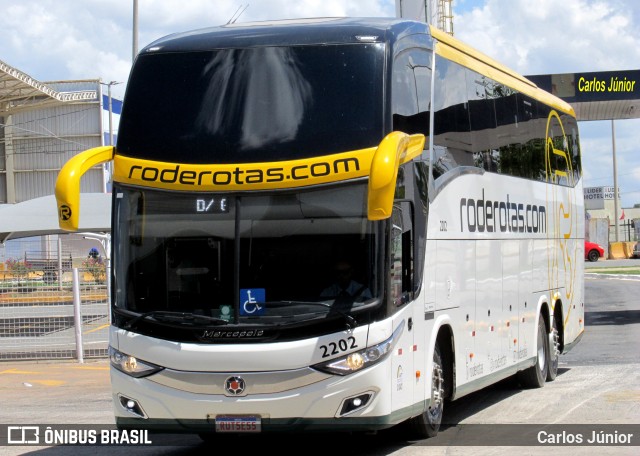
{"left": 55, "top": 18, "right": 584, "bottom": 438}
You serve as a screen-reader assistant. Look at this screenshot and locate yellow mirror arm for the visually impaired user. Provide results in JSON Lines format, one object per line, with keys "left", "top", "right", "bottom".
{"left": 55, "top": 146, "right": 115, "bottom": 231}
{"left": 367, "top": 132, "right": 425, "bottom": 221}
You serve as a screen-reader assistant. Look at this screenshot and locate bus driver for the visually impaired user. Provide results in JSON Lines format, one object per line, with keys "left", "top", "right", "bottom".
{"left": 320, "top": 259, "right": 372, "bottom": 302}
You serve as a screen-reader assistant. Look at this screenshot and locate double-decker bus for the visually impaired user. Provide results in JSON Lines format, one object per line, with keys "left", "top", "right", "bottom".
{"left": 55, "top": 17, "right": 584, "bottom": 438}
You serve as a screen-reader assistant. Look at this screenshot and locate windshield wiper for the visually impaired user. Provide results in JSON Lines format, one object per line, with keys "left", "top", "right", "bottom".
{"left": 265, "top": 301, "right": 357, "bottom": 330}
{"left": 122, "top": 310, "right": 229, "bottom": 330}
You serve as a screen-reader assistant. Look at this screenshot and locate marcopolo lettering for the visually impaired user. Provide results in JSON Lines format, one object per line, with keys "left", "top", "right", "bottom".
{"left": 126, "top": 158, "right": 360, "bottom": 187}
{"left": 459, "top": 189, "right": 546, "bottom": 234}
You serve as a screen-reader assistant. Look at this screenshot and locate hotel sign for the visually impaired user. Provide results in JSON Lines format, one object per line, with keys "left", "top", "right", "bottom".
{"left": 584, "top": 186, "right": 620, "bottom": 210}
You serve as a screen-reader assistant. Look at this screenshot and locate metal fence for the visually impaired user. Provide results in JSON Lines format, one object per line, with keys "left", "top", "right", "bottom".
{"left": 609, "top": 219, "right": 639, "bottom": 243}
{"left": 0, "top": 235, "right": 109, "bottom": 361}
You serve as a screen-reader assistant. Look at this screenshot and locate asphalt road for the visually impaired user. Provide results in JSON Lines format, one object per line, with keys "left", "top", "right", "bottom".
{"left": 1, "top": 272, "right": 638, "bottom": 455}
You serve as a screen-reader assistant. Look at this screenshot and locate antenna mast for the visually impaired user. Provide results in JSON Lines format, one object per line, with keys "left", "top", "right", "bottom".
{"left": 227, "top": 4, "right": 249, "bottom": 24}
{"left": 395, "top": 0, "right": 454, "bottom": 36}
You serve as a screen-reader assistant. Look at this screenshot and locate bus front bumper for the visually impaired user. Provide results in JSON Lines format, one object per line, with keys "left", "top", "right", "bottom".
{"left": 110, "top": 363, "right": 405, "bottom": 434}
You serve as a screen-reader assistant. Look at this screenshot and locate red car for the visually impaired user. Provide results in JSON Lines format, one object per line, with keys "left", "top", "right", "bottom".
{"left": 585, "top": 241, "right": 605, "bottom": 262}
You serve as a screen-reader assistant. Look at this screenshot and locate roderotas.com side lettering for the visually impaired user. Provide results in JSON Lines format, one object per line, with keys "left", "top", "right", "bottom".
{"left": 459, "top": 189, "right": 547, "bottom": 234}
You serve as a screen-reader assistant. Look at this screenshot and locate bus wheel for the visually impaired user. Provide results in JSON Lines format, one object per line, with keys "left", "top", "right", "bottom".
{"left": 547, "top": 316, "right": 560, "bottom": 381}
{"left": 409, "top": 343, "right": 444, "bottom": 438}
{"left": 518, "top": 315, "right": 548, "bottom": 388}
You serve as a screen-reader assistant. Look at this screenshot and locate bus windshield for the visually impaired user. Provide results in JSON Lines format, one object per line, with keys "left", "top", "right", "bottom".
{"left": 113, "top": 182, "right": 382, "bottom": 332}
{"left": 117, "top": 43, "right": 385, "bottom": 164}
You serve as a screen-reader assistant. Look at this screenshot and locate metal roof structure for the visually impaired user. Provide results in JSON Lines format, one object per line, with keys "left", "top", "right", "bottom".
{"left": 0, "top": 60, "right": 98, "bottom": 112}
{"left": 1, "top": 59, "right": 109, "bottom": 241}
{"left": 0, "top": 59, "right": 97, "bottom": 112}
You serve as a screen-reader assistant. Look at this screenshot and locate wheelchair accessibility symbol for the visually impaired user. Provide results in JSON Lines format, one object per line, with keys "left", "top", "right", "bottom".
{"left": 240, "top": 288, "right": 266, "bottom": 316}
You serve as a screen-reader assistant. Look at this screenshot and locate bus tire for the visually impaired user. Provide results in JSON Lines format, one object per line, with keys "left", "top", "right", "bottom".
{"left": 518, "top": 315, "right": 548, "bottom": 388}
{"left": 547, "top": 315, "right": 559, "bottom": 381}
{"left": 409, "top": 343, "right": 444, "bottom": 438}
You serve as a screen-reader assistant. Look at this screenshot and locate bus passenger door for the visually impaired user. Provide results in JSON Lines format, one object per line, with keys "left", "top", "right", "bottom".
{"left": 390, "top": 202, "right": 420, "bottom": 412}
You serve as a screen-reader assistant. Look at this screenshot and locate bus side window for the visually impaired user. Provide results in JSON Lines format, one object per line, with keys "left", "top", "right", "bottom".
{"left": 390, "top": 201, "right": 413, "bottom": 307}
{"left": 432, "top": 56, "right": 472, "bottom": 180}
{"left": 391, "top": 47, "right": 431, "bottom": 140}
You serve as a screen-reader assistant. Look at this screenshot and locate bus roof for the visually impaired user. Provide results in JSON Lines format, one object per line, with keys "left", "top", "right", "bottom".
{"left": 141, "top": 17, "right": 431, "bottom": 51}
{"left": 430, "top": 26, "right": 576, "bottom": 117}
{"left": 139, "top": 16, "right": 574, "bottom": 118}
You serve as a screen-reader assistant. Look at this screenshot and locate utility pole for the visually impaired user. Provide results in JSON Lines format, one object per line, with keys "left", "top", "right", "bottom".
{"left": 100, "top": 81, "right": 121, "bottom": 192}
{"left": 132, "top": 0, "right": 139, "bottom": 61}
{"left": 105, "top": 81, "right": 122, "bottom": 147}
{"left": 612, "top": 120, "right": 619, "bottom": 242}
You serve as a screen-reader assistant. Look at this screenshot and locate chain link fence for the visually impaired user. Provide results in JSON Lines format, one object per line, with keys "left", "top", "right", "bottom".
{"left": 609, "top": 219, "right": 639, "bottom": 243}
{"left": 0, "top": 235, "right": 109, "bottom": 361}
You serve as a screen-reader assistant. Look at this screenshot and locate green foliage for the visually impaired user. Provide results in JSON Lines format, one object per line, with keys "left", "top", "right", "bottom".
{"left": 82, "top": 255, "right": 106, "bottom": 283}
{"left": 5, "top": 258, "right": 32, "bottom": 282}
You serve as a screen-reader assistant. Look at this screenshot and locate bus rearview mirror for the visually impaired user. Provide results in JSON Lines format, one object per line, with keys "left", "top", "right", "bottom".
{"left": 55, "top": 146, "right": 115, "bottom": 231}
{"left": 367, "top": 132, "right": 425, "bottom": 221}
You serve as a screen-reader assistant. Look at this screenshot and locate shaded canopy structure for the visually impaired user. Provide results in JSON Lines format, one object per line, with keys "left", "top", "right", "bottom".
{"left": 0, "top": 193, "right": 111, "bottom": 243}
{"left": 0, "top": 59, "right": 96, "bottom": 111}
{"left": 1, "top": 59, "right": 108, "bottom": 243}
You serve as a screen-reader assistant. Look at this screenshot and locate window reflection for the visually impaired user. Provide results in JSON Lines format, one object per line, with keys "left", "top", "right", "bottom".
{"left": 197, "top": 48, "right": 313, "bottom": 151}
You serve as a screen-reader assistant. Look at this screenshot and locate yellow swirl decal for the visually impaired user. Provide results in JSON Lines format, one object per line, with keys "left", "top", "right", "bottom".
{"left": 545, "top": 110, "right": 579, "bottom": 318}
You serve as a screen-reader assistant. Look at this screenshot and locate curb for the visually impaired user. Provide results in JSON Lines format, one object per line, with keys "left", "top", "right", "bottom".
{"left": 585, "top": 273, "right": 640, "bottom": 280}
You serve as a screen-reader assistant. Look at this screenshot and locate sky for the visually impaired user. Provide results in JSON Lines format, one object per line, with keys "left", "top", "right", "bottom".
{"left": 0, "top": 0, "right": 638, "bottom": 208}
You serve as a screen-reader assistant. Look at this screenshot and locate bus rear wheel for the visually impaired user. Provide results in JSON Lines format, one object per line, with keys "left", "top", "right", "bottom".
{"left": 409, "top": 343, "right": 444, "bottom": 438}
{"left": 517, "top": 315, "right": 549, "bottom": 388}
{"left": 547, "top": 315, "right": 560, "bottom": 381}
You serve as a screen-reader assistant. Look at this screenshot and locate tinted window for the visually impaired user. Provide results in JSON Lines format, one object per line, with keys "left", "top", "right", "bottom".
{"left": 432, "top": 56, "right": 472, "bottom": 179}
{"left": 118, "top": 44, "right": 385, "bottom": 163}
{"left": 392, "top": 48, "right": 432, "bottom": 138}
{"left": 432, "top": 55, "right": 581, "bottom": 187}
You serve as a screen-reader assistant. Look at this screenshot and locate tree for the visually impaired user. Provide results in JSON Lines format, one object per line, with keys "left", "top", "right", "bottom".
{"left": 5, "top": 258, "right": 32, "bottom": 285}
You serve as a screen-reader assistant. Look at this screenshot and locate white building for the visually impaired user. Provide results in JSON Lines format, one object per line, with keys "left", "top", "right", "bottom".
{"left": 0, "top": 59, "right": 116, "bottom": 261}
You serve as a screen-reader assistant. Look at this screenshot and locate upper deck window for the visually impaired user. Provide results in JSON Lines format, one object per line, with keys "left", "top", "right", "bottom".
{"left": 118, "top": 44, "right": 385, "bottom": 164}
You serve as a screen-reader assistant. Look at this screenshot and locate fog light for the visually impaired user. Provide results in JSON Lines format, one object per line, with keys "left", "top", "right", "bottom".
{"left": 118, "top": 395, "right": 147, "bottom": 419}
{"left": 338, "top": 392, "right": 374, "bottom": 417}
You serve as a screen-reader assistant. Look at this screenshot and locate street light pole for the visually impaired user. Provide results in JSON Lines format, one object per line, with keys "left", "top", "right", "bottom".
{"left": 133, "top": 0, "right": 139, "bottom": 61}
{"left": 100, "top": 81, "right": 121, "bottom": 192}
{"left": 612, "top": 120, "right": 619, "bottom": 242}
{"left": 106, "top": 82, "right": 121, "bottom": 147}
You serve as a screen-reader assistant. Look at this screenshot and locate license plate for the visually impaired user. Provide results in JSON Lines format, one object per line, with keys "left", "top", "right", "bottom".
{"left": 215, "top": 415, "right": 261, "bottom": 433}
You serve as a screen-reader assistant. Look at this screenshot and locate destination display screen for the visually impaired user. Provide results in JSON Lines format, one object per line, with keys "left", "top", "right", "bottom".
{"left": 194, "top": 197, "right": 229, "bottom": 214}
{"left": 119, "top": 191, "right": 230, "bottom": 215}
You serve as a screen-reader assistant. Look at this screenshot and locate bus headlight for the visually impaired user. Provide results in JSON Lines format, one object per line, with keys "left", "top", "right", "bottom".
{"left": 312, "top": 321, "right": 405, "bottom": 376}
{"left": 109, "top": 346, "right": 163, "bottom": 378}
